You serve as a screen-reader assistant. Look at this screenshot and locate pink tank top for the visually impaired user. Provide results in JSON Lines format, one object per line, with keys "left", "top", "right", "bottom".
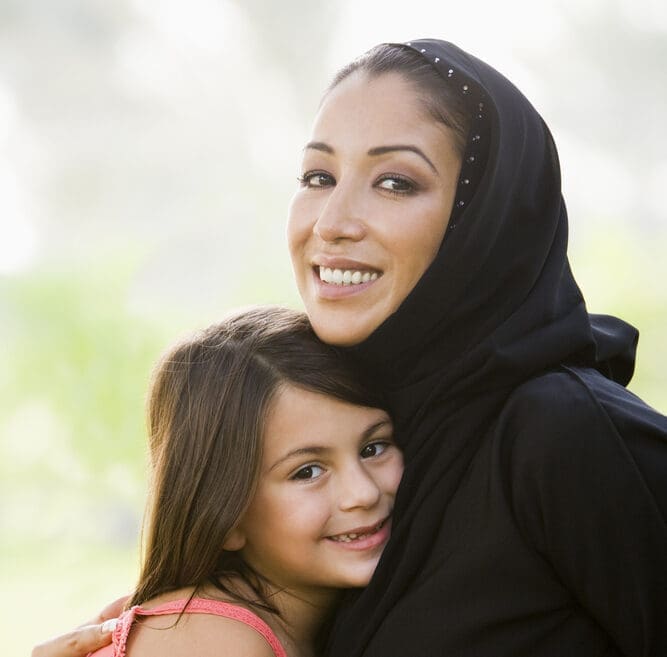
{"left": 103, "top": 598, "right": 288, "bottom": 657}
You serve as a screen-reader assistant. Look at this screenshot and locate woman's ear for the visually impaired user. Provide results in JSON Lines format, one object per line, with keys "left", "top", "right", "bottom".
{"left": 223, "top": 527, "right": 246, "bottom": 552}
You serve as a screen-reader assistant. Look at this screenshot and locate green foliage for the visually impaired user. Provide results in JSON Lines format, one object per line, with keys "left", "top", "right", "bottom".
{"left": 571, "top": 223, "right": 667, "bottom": 411}
{"left": 0, "top": 261, "right": 169, "bottom": 652}
{"left": 0, "top": 263, "right": 164, "bottom": 476}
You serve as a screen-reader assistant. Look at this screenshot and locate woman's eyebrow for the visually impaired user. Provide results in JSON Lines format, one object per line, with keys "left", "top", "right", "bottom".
{"left": 304, "top": 141, "right": 334, "bottom": 154}
{"left": 367, "top": 145, "right": 438, "bottom": 173}
{"left": 304, "top": 141, "right": 438, "bottom": 174}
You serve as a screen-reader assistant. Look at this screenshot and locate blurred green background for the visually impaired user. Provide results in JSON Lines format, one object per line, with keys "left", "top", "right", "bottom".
{"left": 1, "top": 1, "right": 665, "bottom": 655}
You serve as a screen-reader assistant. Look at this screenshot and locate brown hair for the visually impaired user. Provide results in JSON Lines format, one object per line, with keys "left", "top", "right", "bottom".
{"left": 327, "top": 43, "right": 471, "bottom": 155}
{"left": 129, "top": 305, "right": 383, "bottom": 612}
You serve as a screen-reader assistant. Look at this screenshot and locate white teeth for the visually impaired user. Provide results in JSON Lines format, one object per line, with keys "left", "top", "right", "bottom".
{"left": 318, "top": 267, "right": 379, "bottom": 286}
{"left": 329, "top": 520, "right": 383, "bottom": 543}
{"left": 331, "top": 532, "right": 365, "bottom": 543}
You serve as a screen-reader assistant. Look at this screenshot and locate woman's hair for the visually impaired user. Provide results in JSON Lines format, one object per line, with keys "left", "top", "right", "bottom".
{"left": 130, "top": 305, "right": 384, "bottom": 611}
{"left": 327, "top": 44, "right": 471, "bottom": 155}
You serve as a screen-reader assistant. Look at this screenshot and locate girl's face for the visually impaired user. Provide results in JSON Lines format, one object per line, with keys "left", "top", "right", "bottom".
{"left": 232, "top": 384, "right": 403, "bottom": 602}
{"left": 287, "top": 71, "right": 462, "bottom": 346}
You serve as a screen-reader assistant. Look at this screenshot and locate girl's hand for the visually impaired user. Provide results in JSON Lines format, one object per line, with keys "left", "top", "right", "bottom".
{"left": 31, "top": 596, "right": 128, "bottom": 657}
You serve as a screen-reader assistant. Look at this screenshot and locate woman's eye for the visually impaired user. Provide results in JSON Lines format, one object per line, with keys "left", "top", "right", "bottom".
{"left": 360, "top": 441, "right": 390, "bottom": 459}
{"left": 376, "top": 176, "right": 415, "bottom": 194}
{"left": 291, "top": 464, "right": 325, "bottom": 480}
{"left": 299, "top": 171, "right": 335, "bottom": 188}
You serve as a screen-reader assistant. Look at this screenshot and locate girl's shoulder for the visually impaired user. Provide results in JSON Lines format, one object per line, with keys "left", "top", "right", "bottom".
{"left": 117, "top": 589, "right": 285, "bottom": 657}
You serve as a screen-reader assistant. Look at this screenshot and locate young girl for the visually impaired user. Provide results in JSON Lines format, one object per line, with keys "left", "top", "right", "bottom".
{"left": 90, "top": 305, "right": 403, "bottom": 657}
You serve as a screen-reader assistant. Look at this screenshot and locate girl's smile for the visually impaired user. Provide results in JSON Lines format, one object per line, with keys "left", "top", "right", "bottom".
{"left": 326, "top": 516, "right": 392, "bottom": 550}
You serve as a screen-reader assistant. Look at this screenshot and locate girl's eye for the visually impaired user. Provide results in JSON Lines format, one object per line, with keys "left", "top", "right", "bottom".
{"left": 360, "top": 441, "right": 390, "bottom": 459}
{"left": 298, "top": 171, "right": 335, "bottom": 189}
{"left": 291, "top": 464, "right": 325, "bottom": 480}
{"left": 376, "top": 175, "right": 416, "bottom": 194}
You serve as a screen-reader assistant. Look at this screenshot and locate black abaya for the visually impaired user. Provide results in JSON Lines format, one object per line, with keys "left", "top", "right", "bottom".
{"left": 326, "top": 39, "right": 667, "bottom": 657}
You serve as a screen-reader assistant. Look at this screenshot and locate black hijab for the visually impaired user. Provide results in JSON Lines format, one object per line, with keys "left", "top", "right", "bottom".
{"left": 327, "top": 39, "right": 639, "bottom": 655}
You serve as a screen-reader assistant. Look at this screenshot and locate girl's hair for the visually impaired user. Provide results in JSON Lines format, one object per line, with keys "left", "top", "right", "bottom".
{"left": 327, "top": 44, "right": 471, "bottom": 155}
{"left": 129, "top": 305, "right": 383, "bottom": 612}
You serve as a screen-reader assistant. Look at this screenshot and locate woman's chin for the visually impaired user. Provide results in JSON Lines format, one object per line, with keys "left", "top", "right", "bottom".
{"left": 308, "top": 311, "right": 381, "bottom": 347}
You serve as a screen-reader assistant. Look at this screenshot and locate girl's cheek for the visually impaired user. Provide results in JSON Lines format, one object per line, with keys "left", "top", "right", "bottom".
{"left": 279, "top": 488, "right": 323, "bottom": 518}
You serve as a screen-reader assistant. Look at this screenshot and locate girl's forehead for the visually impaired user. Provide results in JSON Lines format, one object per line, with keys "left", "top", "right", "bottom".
{"left": 262, "top": 385, "right": 390, "bottom": 460}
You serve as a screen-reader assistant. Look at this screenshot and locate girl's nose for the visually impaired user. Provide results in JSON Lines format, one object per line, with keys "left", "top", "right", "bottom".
{"left": 337, "top": 463, "right": 382, "bottom": 511}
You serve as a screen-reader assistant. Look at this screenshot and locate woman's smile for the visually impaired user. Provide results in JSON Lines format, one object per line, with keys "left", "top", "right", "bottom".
{"left": 317, "top": 266, "right": 380, "bottom": 287}
{"left": 287, "top": 70, "right": 462, "bottom": 346}
{"left": 310, "top": 255, "right": 383, "bottom": 300}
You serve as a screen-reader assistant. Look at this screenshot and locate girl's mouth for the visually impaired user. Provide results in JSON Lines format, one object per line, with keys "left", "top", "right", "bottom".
{"left": 326, "top": 517, "right": 391, "bottom": 551}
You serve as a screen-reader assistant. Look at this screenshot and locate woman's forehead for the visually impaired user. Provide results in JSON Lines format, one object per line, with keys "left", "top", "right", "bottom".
{"left": 309, "top": 72, "right": 456, "bottom": 160}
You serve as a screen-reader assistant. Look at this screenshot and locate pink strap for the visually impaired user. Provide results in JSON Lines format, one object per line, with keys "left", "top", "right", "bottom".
{"left": 112, "top": 598, "right": 287, "bottom": 657}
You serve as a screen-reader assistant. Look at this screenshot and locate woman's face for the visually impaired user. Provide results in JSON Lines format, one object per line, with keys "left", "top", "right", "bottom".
{"left": 287, "top": 71, "right": 462, "bottom": 346}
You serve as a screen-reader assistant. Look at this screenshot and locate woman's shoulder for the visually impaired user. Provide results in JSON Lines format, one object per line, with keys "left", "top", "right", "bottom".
{"left": 499, "top": 367, "right": 614, "bottom": 452}
{"left": 493, "top": 366, "right": 665, "bottom": 485}
{"left": 505, "top": 367, "right": 602, "bottom": 415}
{"left": 499, "top": 365, "right": 666, "bottom": 454}
{"left": 496, "top": 366, "right": 667, "bottom": 508}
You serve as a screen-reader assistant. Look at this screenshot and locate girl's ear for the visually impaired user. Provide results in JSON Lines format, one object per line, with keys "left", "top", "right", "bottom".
{"left": 223, "top": 527, "right": 246, "bottom": 552}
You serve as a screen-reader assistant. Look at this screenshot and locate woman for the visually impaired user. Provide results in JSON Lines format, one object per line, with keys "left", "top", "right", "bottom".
{"left": 289, "top": 39, "right": 667, "bottom": 657}
{"left": 35, "top": 39, "right": 667, "bottom": 657}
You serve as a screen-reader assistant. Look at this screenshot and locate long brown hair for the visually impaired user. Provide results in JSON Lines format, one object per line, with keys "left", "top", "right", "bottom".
{"left": 130, "top": 305, "right": 383, "bottom": 610}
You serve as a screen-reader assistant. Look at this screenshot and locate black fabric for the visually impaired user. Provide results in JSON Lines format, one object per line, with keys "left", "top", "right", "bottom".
{"left": 326, "top": 39, "right": 667, "bottom": 657}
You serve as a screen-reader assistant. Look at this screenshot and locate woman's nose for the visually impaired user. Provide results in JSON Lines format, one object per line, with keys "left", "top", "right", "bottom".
{"left": 337, "top": 463, "right": 382, "bottom": 511}
{"left": 313, "top": 184, "right": 367, "bottom": 243}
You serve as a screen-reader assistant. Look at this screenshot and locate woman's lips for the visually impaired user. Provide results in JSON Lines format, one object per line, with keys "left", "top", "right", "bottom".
{"left": 311, "top": 265, "right": 382, "bottom": 299}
